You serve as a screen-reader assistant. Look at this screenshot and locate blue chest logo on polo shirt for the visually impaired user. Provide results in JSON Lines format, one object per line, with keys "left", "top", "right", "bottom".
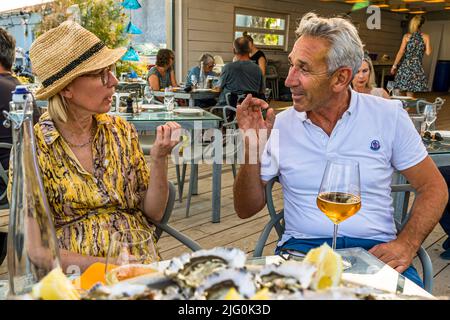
{"left": 370, "top": 140, "right": 381, "bottom": 151}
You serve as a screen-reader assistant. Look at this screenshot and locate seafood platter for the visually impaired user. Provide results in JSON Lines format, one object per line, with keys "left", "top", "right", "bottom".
{"left": 50, "top": 246, "right": 436, "bottom": 300}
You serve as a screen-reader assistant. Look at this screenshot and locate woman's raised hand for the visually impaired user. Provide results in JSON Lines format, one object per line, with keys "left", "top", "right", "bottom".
{"left": 150, "top": 121, "right": 182, "bottom": 160}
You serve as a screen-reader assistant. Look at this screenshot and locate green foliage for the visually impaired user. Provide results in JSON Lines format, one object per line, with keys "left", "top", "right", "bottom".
{"left": 352, "top": 1, "right": 370, "bottom": 11}
{"left": 35, "top": 0, "right": 128, "bottom": 48}
{"left": 116, "top": 60, "right": 149, "bottom": 78}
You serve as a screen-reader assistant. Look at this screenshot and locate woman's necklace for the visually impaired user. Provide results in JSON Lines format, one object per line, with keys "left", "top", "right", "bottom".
{"left": 61, "top": 124, "right": 96, "bottom": 148}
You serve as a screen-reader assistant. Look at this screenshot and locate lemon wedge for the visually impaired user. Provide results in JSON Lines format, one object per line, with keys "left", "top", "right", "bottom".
{"left": 31, "top": 267, "right": 80, "bottom": 300}
{"left": 224, "top": 287, "right": 243, "bottom": 300}
{"left": 304, "top": 243, "right": 343, "bottom": 290}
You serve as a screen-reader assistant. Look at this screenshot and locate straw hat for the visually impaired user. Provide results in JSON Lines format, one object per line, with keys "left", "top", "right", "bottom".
{"left": 30, "top": 21, "right": 126, "bottom": 100}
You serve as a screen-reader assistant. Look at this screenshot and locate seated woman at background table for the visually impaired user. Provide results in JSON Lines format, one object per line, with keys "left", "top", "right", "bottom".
{"left": 10, "top": 21, "right": 181, "bottom": 272}
{"left": 185, "top": 53, "right": 218, "bottom": 108}
{"left": 147, "top": 48, "right": 178, "bottom": 92}
{"left": 352, "top": 54, "right": 390, "bottom": 99}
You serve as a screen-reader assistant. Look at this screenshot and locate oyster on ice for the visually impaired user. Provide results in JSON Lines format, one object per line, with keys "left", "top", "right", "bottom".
{"left": 194, "top": 268, "right": 257, "bottom": 300}
{"left": 259, "top": 261, "right": 317, "bottom": 294}
{"left": 165, "top": 247, "right": 246, "bottom": 289}
{"left": 83, "top": 282, "right": 156, "bottom": 300}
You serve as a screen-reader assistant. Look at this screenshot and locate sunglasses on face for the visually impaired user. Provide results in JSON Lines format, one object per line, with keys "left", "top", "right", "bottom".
{"left": 80, "top": 65, "right": 115, "bottom": 86}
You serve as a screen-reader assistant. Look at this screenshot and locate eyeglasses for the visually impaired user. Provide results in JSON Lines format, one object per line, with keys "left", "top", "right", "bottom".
{"left": 80, "top": 65, "right": 115, "bottom": 86}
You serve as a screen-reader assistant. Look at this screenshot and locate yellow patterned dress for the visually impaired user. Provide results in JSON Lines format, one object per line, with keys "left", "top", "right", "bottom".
{"left": 32, "top": 112, "right": 159, "bottom": 259}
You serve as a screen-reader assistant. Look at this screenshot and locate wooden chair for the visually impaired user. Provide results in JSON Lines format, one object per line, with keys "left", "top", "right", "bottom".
{"left": 253, "top": 176, "right": 434, "bottom": 293}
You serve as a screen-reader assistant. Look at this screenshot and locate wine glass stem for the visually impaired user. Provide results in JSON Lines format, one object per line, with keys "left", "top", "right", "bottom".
{"left": 332, "top": 224, "right": 338, "bottom": 251}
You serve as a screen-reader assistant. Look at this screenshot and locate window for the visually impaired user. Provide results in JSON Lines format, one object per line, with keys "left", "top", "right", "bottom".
{"left": 234, "top": 8, "right": 289, "bottom": 51}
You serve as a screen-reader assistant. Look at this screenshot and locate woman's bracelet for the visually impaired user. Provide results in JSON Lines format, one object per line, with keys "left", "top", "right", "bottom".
{"left": 392, "top": 64, "right": 397, "bottom": 69}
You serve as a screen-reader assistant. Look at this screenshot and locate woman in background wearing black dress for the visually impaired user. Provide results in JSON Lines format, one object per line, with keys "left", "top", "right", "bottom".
{"left": 243, "top": 31, "right": 267, "bottom": 76}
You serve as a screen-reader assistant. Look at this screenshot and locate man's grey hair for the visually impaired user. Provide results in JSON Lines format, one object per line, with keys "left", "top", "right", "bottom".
{"left": 295, "top": 13, "right": 364, "bottom": 77}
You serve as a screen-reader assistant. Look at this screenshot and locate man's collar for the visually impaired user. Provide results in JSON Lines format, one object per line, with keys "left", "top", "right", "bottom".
{"left": 347, "top": 88, "right": 358, "bottom": 115}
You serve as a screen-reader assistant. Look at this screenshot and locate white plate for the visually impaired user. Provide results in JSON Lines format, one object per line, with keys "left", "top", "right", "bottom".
{"left": 391, "top": 95, "right": 415, "bottom": 100}
{"left": 174, "top": 108, "right": 204, "bottom": 115}
{"left": 141, "top": 104, "right": 165, "bottom": 111}
{"left": 193, "top": 88, "right": 212, "bottom": 92}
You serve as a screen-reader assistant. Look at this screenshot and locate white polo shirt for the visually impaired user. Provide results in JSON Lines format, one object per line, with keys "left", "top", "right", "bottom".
{"left": 260, "top": 89, "right": 427, "bottom": 245}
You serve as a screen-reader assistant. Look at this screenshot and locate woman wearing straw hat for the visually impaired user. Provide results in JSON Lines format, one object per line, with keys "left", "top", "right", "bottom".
{"left": 23, "top": 21, "right": 181, "bottom": 272}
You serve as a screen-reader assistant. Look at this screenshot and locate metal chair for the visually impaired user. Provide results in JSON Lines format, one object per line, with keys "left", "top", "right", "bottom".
{"left": 415, "top": 97, "right": 446, "bottom": 114}
{"left": 112, "top": 92, "right": 130, "bottom": 112}
{"left": 171, "top": 124, "right": 240, "bottom": 218}
{"left": 150, "top": 181, "right": 202, "bottom": 251}
{"left": 0, "top": 143, "right": 8, "bottom": 263}
{"left": 253, "top": 176, "right": 434, "bottom": 293}
{"left": 173, "top": 96, "right": 241, "bottom": 217}
{"left": 265, "top": 64, "right": 279, "bottom": 100}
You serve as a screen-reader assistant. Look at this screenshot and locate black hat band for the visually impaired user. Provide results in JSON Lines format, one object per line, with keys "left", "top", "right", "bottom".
{"left": 42, "top": 41, "right": 105, "bottom": 88}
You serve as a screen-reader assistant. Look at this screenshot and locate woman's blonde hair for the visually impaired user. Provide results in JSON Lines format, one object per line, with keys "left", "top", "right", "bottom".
{"left": 47, "top": 93, "right": 69, "bottom": 123}
{"left": 363, "top": 56, "right": 377, "bottom": 89}
{"left": 409, "top": 15, "right": 425, "bottom": 34}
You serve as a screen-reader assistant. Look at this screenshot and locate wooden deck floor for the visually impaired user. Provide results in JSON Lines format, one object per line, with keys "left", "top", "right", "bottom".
{"left": 1, "top": 92, "right": 449, "bottom": 298}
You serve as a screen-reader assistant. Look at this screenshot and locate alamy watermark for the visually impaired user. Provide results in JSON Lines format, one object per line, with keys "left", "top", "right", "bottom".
{"left": 366, "top": 5, "right": 381, "bottom": 30}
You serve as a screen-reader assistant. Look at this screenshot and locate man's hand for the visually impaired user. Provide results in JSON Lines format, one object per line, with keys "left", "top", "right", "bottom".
{"left": 236, "top": 94, "right": 276, "bottom": 136}
{"left": 369, "top": 239, "right": 417, "bottom": 273}
{"left": 150, "top": 121, "right": 181, "bottom": 160}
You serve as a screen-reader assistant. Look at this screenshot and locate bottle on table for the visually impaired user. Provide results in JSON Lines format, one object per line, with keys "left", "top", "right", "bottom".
{"left": 199, "top": 62, "right": 205, "bottom": 89}
{"left": 4, "top": 85, "right": 61, "bottom": 296}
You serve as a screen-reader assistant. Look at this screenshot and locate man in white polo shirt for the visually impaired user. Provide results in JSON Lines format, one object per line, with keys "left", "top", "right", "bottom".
{"left": 233, "top": 13, "right": 448, "bottom": 287}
